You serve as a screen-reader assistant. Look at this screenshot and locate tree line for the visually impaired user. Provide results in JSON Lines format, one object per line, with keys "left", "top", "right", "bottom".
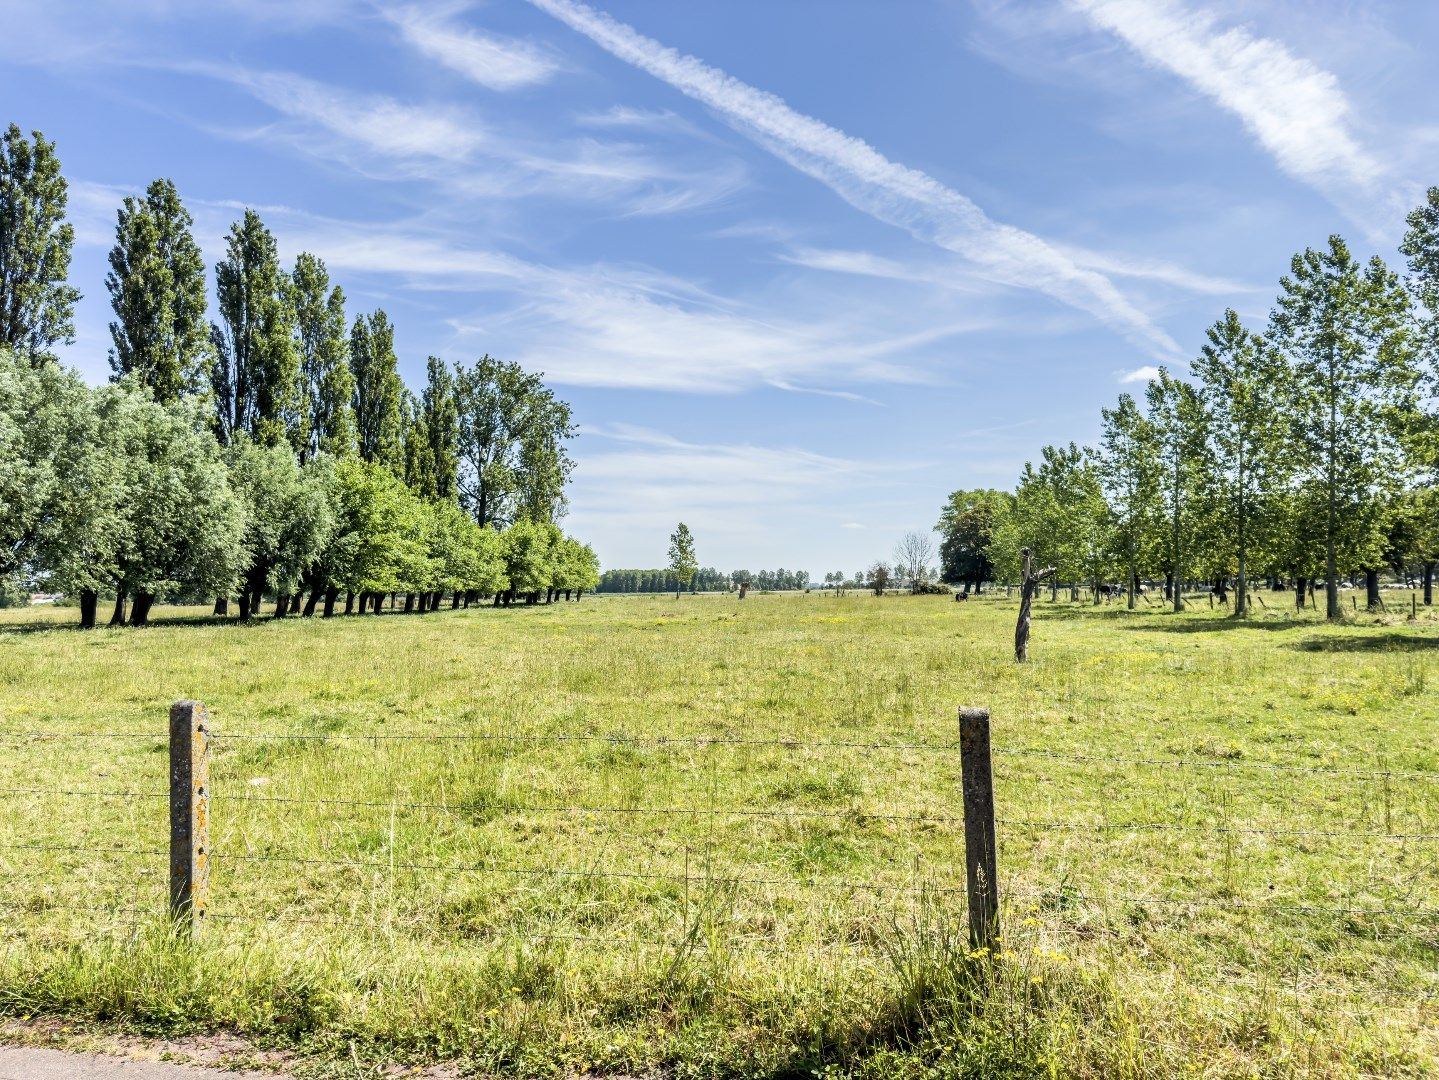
{"left": 0, "top": 123, "right": 599, "bottom": 624}
{"left": 937, "top": 187, "right": 1439, "bottom": 620}
{"left": 596, "top": 567, "right": 810, "bottom": 593}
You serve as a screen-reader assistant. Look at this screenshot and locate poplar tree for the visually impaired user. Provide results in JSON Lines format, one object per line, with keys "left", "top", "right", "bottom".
{"left": 0, "top": 125, "right": 80, "bottom": 362}
{"left": 1097, "top": 393, "right": 1161, "bottom": 608}
{"left": 106, "top": 179, "right": 209, "bottom": 403}
{"left": 1190, "top": 310, "right": 1291, "bottom": 615}
{"left": 667, "top": 522, "right": 698, "bottom": 599}
{"left": 290, "top": 253, "right": 353, "bottom": 459}
{"left": 1401, "top": 186, "right": 1439, "bottom": 367}
{"left": 420, "top": 356, "right": 459, "bottom": 501}
{"left": 1269, "top": 237, "right": 1417, "bottom": 617}
{"left": 1146, "top": 369, "right": 1210, "bottom": 612}
{"left": 211, "top": 211, "right": 298, "bottom": 447}
{"left": 350, "top": 309, "right": 404, "bottom": 471}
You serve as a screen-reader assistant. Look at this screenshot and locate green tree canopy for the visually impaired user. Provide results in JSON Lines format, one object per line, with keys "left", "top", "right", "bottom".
{"left": 0, "top": 125, "right": 79, "bottom": 362}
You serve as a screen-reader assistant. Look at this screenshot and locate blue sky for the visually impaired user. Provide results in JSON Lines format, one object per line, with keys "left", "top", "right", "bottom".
{"left": 5, "top": 0, "right": 1439, "bottom": 575}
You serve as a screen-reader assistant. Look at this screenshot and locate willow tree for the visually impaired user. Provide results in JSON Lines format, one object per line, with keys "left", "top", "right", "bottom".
{"left": 1190, "top": 310, "right": 1291, "bottom": 615}
{"left": 1269, "top": 237, "right": 1417, "bottom": 617}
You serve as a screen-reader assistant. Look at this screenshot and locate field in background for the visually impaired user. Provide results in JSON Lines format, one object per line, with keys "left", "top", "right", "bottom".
{"left": 0, "top": 592, "right": 1436, "bottom": 1078}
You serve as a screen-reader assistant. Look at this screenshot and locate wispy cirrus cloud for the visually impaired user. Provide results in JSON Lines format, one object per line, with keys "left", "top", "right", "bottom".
{"left": 525, "top": 0, "right": 1181, "bottom": 361}
{"left": 67, "top": 181, "right": 964, "bottom": 395}
{"left": 1066, "top": 0, "right": 1382, "bottom": 198}
{"left": 185, "top": 63, "right": 486, "bottom": 166}
{"left": 379, "top": 4, "right": 560, "bottom": 91}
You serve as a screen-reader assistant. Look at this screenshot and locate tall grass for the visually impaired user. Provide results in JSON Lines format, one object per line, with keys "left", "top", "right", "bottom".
{"left": 0, "top": 591, "right": 1435, "bottom": 1076}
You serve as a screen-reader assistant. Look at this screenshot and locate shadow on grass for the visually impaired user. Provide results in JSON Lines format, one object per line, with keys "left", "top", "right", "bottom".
{"left": 1120, "top": 613, "right": 1313, "bottom": 634}
{"left": 1289, "top": 631, "right": 1439, "bottom": 653}
{"left": 0, "top": 603, "right": 502, "bottom": 636}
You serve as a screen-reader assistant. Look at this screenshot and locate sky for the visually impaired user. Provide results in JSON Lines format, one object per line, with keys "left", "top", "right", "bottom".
{"left": 5, "top": 0, "right": 1439, "bottom": 576}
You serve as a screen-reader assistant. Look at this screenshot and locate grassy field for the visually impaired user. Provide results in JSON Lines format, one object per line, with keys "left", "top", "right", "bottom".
{"left": 0, "top": 591, "right": 1436, "bottom": 1078}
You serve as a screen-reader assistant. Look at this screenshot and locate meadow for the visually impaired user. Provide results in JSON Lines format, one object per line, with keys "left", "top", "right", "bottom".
{"left": 0, "top": 591, "right": 1435, "bottom": 1079}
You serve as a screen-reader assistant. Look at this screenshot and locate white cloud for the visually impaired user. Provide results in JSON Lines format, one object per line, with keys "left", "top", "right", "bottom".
{"left": 1067, "top": 0, "right": 1381, "bottom": 196}
{"left": 189, "top": 64, "right": 485, "bottom": 165}
{"left": 1118, "top": 365, "right": 1159, "bottom": 384}
{"left": 67, "top": 184, "right": 969, "bottom": 395}
{"left": 381, "top": 4, "right": 559, "bottom": 91}
{"left": 526, "top": 0, "right": 1181, "bottom": 361}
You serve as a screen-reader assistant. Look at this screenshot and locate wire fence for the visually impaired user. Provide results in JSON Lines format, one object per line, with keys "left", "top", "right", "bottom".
{"left": 0, "top": 702, "right": 1435, "bottom": 1006}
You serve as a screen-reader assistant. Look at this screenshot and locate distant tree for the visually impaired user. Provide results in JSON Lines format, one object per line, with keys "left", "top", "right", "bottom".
{"left": 289, "top": 253, "right": 353, "bottom": 460}
{"left": 937, "top": 489, "right": 1011, "bottom": 593}
{"left": 893, "top": 530, "right": 936, "bottom": 592}
{"left": 1269, "top": 236, "right": 1417, "bottom": 617}
{"left": 667, "top": 522, "right": 698, "bottom": 599}
{"left": 455, "top": 354, "right": 575, "bottom": 527}
{"left": 1097, "top": 393, "right": 1161, "bottom": 609}
{"left": 993, "top": 443, "right": 1108, "bottom": 602}
{"left": 211, "top": 210, "right": 298, "bottom": 447}
{"left": 1191, "top": 310, "right": 1292, "bottom": 615}
{"left": 1401, "top": 186, "right": 1439, "bottom": 368}
{"left": 405, "top": 356, "right": 460, "bottom": 499}
{"left": 106, "top": 178, "right": 210, "bottom": 404}
{"left": 868, "top": 561, "right": 891, "bottom": 596}
{"left": 350, "top": 309, "right": 404, "bottom": 471}
{"left": 1147, "top": 371, "right": 1210, "bottom": 612}
{"left": 0, "top": 125, "right": 80, "bottom": 362}
{"left": 225, "top": 439, "right": 334, "bottom": 619}
{"left": 501, "top": 517, "right": 557, "bottom": 605}
{"left": 101, "top": 390, "right": 246, "bottom": 626}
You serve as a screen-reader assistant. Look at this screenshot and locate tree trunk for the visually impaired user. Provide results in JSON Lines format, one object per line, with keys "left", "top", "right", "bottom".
{"left": 344, "top": 592, "right": 354, "bottom": 615}
{"left": 238, "top": 591, "right": 252, "bottom": 620}
{"left": 1365, "top": 568, "right": 1381, "bottom": 611}
{"left": 323, "top": 588, "right": 338, "bottom": 618}
{"left": 452, "top": 591, "right": 461, "bottom": 609}
{"left": 275, "top": 593, "right": 290, "bottom": 618}
{"left": 213, "top": 597, "right": 228, "bottom": 616}
{"left": 79, "top": 589, "right": 97, "bottom": 629}
{"left": 1425, "top": 563, "right": 1434, "bottom": 606}
{"left": 109, "top": 589, "right": 128, "bottom": 626}
{"left": 303, "top": 586, "right": 322, "bottom": 617}
{"left": 129, "top": 592, "right": 154, "bottom": 626}
{"left": 404, "top": 593, "right": 415, "bottom": 613}
{"left": 1295, "top": 577, "right": 1306, "bottom": 611}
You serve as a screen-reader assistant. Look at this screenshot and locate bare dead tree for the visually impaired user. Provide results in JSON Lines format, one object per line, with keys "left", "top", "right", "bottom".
{"left": 893, "top": 530, "right": 936, "bottom": 593}
{"left": 1015, "top": 547, "right": 1057, "bottom": 662}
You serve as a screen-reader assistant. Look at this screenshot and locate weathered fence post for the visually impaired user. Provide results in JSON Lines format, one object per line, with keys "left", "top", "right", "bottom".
{"left": 169, "top": 700, "right": 210, "bottom": 935}
{"left": 959, "top": 706, "right": 999, "bottom": 952}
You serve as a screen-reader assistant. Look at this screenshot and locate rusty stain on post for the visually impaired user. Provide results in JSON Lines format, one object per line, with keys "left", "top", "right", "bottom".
{"left": 169, "top": 700, "right": 210, "bottom": 935}
{"left": 959, "top": 706, "right": 999, "bottom": 952}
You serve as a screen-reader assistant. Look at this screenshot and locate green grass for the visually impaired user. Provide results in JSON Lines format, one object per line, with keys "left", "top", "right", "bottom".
{"left": 0, "top": 591, "right": 1436, "bottom": 1078}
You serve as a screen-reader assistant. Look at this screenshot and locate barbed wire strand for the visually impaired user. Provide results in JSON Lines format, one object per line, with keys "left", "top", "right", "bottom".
{"left": 1, "top": 728, "right": 1435, "bottom": 781}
